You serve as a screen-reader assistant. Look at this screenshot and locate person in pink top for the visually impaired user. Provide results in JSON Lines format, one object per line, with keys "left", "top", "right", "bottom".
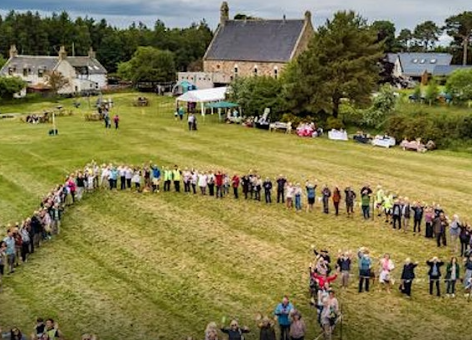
{"left": 379, "top": 253, "right": 395, "bottom": 293}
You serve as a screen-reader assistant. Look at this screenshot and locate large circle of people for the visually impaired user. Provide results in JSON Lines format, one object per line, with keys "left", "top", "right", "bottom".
{"left": 1, "top": 161, "right": 472, "bottom": 340}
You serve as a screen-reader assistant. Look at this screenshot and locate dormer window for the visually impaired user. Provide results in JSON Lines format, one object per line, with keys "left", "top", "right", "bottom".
{"left": 38, "top": 68, "right": 45, "bottom": 77}
{"left": 430, "top": 59, "right": 437, "bottom": 64}
{"left": 412, "top": 59, "right": 418, "bottom": 63}
{"left": 420, "top": 59, "right": 426, "bottom": 64}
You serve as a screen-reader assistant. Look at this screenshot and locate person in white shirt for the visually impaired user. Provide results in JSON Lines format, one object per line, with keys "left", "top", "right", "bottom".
{"left": 198, "top": 172, "right": 208, "bottom": 195}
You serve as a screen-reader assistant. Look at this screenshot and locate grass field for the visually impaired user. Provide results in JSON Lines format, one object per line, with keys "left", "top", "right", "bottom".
{"left": 1, "top": 93, "right": 472, "bottom": 340}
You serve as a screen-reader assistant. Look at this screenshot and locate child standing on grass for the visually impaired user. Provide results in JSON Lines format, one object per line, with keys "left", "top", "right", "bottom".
{"left": 113, "top": 114, "right": 119, "bottom": 129}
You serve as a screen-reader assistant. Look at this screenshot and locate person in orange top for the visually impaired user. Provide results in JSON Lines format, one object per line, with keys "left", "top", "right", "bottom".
{"left": 332, "top": 186, "right": 341, "bottom": 216}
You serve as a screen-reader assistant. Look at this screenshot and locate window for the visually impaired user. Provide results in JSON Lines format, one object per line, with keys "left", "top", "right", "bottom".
{"left": 274, "top": 67, "right": 278, "bottom": 79}
{"left": 430, "top": 59, "right": 437, "bottom": 64}
{"left": 23, "top": 68, "right": 28, "bottom": 77}
{"left": 420, "top": 59, "right": 426, "bottom": 64}
{"left": 38, "top": 69, "right": 45, "bottom": 77}
{"left": 216, "top": 64, "right": 221, "bottom": 70}
{"left": 254, "top": 65, "right": 258, "bottom": 76}
{"left": 412, "top": 59, "right": 418, "bottom": 64}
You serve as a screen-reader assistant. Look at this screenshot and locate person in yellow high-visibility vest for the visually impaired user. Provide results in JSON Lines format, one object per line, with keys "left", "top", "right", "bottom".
{"left": 172, "top": 165, "right": 182, "bottom": 192}
{"left": 163, "top": 167, "right": 172, "bottom": 192}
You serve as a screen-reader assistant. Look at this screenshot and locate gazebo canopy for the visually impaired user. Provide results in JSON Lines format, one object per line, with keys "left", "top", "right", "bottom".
{"left": 176, "top": 87, "right": 227, "bottom": 103}
{"left": 205, "top": 101, "right": 239, "bottom": 109}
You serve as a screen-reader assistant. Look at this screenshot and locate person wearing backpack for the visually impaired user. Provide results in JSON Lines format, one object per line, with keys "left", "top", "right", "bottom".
{"left": 358, "top": 247, "right": 372, "bottom": 293}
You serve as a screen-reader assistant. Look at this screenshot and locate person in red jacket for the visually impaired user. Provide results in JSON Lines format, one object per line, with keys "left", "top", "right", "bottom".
{"left": 215, "top": 171, "right": 224, "bottom": 198}
{"left": 312, "top": 271, "right": 338, "bottom": 288}
{"left": 231, "top": 174, "right": 240, "bottom": 199}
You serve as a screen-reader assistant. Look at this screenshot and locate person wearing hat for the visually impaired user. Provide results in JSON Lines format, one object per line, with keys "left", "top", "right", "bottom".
{"left": 400, "top": 258, "right": 418, "bottom": 297}
{"left": 289, "top": 310, "right": 306, "bottom": 340}
{"left": 426, "top": 256, "right": 444, "bottom": 296}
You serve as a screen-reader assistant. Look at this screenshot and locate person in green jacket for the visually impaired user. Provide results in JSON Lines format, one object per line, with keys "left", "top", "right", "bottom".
{"left": 361, "top": 189, "right": 371, "bottom": 220}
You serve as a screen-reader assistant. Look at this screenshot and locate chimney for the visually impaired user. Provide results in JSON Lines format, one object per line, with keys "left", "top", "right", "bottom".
{"left": 304, "top": 10, "right": 312, "bottom": 24}
{"left": 88, "top": 47, "right": 96, "bottom": 59}
{"left": 9, "top": 44, "right": 18, "bottom": 58}
{"left": 220, "top": 1, "right": 229, "bottom": 26}
{"left": 58, "top": 45, "right": 67, "bottom": 60}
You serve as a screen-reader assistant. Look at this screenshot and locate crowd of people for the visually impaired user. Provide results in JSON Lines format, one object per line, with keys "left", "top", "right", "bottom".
{"left": 2, "top": 160, "right": 472, "bottom": 340}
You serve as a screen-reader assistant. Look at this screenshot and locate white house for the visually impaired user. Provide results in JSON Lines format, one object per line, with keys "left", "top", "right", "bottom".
{"left": 0, "top": 45, "right": 107, "bottom": 94}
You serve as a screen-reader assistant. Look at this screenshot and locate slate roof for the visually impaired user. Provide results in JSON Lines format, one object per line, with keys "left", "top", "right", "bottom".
{"left": 0, "top": 55, "right": 107, "bottom": 76}
{"left": 67, "top": 57, "right": 107, "bottom": 75}
{"left": 205, "top": 19, "right": 306, "bottom": 62}
{"left": 430, "top": 64, "right": 472, "bottom": 76}
{"left": 398, "top": 53, "right": 452, "bottom": 77}
{"left": 0, "top": 56, "right": 58, "bottom": 75}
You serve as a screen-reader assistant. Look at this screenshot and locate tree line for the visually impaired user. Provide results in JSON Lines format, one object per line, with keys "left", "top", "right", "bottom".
{"left": 0, "top": 10, "right": 213, "bottom": 74}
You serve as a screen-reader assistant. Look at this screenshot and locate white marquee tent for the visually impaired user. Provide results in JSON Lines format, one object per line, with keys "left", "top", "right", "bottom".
{"left": 176, "top": 87, "right": 228, "bottom": 116}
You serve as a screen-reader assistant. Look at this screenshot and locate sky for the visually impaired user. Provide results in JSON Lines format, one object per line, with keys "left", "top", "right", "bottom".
{"left": 0, "top": 0, "right": 470, "bottom": 35}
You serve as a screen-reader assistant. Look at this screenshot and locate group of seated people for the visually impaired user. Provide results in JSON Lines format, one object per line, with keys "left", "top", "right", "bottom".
{"left": 296, "top": 122, "right": 323, "bottom": 137}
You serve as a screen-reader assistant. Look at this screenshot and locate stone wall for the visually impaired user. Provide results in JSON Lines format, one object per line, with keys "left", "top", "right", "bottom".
{"left": 203, "top": 60, "right": 287, "bottom": 83}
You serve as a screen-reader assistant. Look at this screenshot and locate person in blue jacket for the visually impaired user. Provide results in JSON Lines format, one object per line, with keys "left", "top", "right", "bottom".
{"left": 151, "top": 164, "right": 161, "bottom": 193}
{"left": 274, "top": 295, "right": 294, "bottom": 340}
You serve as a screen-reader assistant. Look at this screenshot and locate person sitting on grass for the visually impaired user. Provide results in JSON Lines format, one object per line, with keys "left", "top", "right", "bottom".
{"left": 0, "top": 326, "right": 27, "bottom": 340}
{"left": 220, "top": 320, "right": 249, "bottom": 340}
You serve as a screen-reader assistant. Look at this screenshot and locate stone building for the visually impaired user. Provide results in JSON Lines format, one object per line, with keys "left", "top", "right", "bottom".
{"left": 178, "top": 1, "right": 314, "bottom": 89}
{"left": 0, "top": 45, "right": 107, "bottom": 95}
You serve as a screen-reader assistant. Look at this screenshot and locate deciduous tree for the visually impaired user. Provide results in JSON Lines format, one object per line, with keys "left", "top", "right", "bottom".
{"left": 44, "top": 70, "right": 70, "bottom": 95}
{"left": 0, "top": 76, "right": 25, "bottom": 100}
{"left": 117, "top": 46, "right": 175, "bottom": 83}
{"left": 445, "top": 68, "right": 472, "bottom": 102}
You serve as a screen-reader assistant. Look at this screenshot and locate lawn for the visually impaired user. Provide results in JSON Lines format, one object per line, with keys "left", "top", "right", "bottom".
{"left": 0, "top": 93, "right": 471, "bottom": 340}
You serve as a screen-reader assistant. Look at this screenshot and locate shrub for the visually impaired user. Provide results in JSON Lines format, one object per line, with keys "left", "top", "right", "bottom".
{"left": 386, "top": 110, "right": 472, "bottom": 148}
{"left": 326, "top": 117, "right": 345, "bottom": 130}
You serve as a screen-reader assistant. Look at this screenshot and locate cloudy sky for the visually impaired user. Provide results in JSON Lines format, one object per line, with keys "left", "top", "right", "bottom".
{"left": 0, "top": 0, "right": 470, "bottom": 33}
